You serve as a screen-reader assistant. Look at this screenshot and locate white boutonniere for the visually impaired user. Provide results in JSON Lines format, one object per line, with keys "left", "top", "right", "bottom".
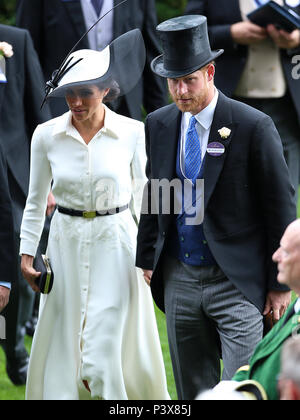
{"left": 218, "top": 127, "right": 231, "bottom": 139}
{"left": 0, "top": 42, "right": 14, "bottom": 58}
{"left": 0, "top": 42, "right": 13, "bottom": 84}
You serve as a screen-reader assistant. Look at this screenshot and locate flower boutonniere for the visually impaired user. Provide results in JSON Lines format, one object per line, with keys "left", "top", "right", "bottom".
{"left": 0, "top": 42, "right": 13, "bottom": 84}
{"left": 218, "top": 127, "right": 231, "bottom": 140}
{"left": 0, "top": 42, "right": 14, "bottom": 59}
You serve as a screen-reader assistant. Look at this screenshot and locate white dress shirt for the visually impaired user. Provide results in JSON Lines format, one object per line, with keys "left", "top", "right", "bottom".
{"left": 180, "top": 89, "right": 219, "bottom": 177}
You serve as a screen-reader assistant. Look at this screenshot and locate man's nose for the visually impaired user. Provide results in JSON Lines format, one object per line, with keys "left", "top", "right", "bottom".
{"left": 177, "top": 81, "right": 188, "bottom": 96}
{"left": 272, "top": 247, "right": 281, "bottom": 262}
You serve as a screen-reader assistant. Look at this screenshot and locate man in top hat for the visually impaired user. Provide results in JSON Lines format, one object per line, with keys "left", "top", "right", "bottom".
{"left": 184, "top": 0, "right": 300, "bottom": 204}
{"left": 136, "top": 15, "right": 296, "bottom": 399}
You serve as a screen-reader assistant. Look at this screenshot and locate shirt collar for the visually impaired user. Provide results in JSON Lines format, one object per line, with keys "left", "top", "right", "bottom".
{"left": 52, "top": 104, "right": 119, "bottom": 140}
{"left": 184, "top": 88, "right": 219, "bottom": 131}
{"left": 294, "top": 298, "right": 300, "bottom": 314}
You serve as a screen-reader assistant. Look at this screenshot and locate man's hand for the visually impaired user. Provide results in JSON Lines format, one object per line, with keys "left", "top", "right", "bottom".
{"left": 263, "top": 290, "right": 291, "bottom": 323}
{"left": 142, "top": 269, "right": 153, "bottom": 287}
{"left": 0, "top": 286, "right": 10, "bottom": 312}
{"left": 46, "top": 191, "right": 56, "bottom": 217}
{"left": 231, "top": 21, "right": 268, "bottom": 45}
{"left": 267, "top": 25, "right": 300, "bottom": 49}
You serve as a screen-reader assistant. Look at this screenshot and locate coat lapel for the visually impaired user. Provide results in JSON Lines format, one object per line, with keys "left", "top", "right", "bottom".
{"left": 203, "top": 91, "right": 235, "bottom": 210}
{"left": 0, "top": 82, "right": 5, "bottom": 114}
{"left": 61, "top": 0, "right": 89, "bottom": 43}
{"left": 154, "top": 104, "right": 181, "bottom": 181}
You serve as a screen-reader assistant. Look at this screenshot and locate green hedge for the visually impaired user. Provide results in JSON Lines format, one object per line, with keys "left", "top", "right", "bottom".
{"left": 0, "top": 0, "right": 187, "bottom": 26}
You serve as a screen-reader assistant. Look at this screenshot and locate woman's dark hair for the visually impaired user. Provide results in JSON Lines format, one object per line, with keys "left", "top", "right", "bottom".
{"left": 97, "top": 79, "right": 120, "bottom": 103}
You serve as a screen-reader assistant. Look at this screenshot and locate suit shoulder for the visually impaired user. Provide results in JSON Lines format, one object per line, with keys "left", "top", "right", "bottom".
{"left": 0, "top": 24, "right": 30, "bottom": 41}
{"left": 146, "top": 104, "right": 178, "bottom": 123}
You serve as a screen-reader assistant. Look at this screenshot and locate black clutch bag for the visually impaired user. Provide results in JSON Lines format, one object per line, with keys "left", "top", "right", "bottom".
{"left": 247, "top": 1, "right": 300, "bottom": 33}
{"left": 33, "top": 254, "right": 54, "bottom": 294}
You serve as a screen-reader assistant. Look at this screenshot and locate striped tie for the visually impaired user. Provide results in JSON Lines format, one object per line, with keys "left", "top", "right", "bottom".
{"left": 185, "top": 116, "right": 202, "bottom": 184}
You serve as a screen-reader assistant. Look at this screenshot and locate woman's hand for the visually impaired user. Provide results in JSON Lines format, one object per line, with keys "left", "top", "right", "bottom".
{"left": 21, "top": 254, "right": 41, "bottom": 293}
{"left": 46, "top": 190, "right": 56, "bottom": 216}
{"left": 142, "top": 269, "right": 153, "bottom": 286}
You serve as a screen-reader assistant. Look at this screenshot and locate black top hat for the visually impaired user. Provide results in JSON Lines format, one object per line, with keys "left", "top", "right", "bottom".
{"left": 151, "top": 15, "right": 224, "bottom": 79}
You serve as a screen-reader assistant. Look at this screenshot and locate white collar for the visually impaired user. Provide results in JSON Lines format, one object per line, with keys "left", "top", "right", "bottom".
{"left": 52, "top": 105, "right": 119, "bottom": 140}
{"left": 294, "top": 298, "right": 300, "bottom": 314}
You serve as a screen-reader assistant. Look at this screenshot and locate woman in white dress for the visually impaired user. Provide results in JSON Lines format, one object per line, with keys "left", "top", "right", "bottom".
{"left": 20, "top": 30, "right": 170, "bottom": 400}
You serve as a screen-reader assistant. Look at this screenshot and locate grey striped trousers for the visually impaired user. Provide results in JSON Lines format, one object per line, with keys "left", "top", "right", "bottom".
{"left": 163, "top": 256, "right": 263, "bottom": 400}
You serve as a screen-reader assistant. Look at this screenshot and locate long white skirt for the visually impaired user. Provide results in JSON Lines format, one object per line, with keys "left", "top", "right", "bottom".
{"left": 26, "top": 209, "right": 170, "bottom": 400}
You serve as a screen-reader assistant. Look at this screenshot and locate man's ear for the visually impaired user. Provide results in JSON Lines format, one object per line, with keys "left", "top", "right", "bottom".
{"left": 206, "top": 63, "right": 215, "bottom": 82}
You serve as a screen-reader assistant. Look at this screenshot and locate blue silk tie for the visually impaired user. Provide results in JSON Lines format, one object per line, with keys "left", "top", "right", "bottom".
{"left": 184, "top": 116, "right": 202, "bottom": 184}
{"left": 91, "top": 0, "right": 104, "bottom": 17}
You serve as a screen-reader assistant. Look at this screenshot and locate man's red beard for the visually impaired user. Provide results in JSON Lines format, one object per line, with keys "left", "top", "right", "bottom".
{"left": 171, "top": 93, "right": 207, "bottom": 114}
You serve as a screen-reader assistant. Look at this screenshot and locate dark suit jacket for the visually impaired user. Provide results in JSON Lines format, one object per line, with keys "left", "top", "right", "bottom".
{"left": 185, "top": 0, "right": 300, "bottom": 124}
{"left": 16, "top": 0, "right": 167, "bottom": 120}
{"left": 0, "top": 144, "right": 14, "bottom": 285}
{"left": 136, "top": 92, "right": 296, "bottom": 314}
{"left": 0, "top": 25, "right": 51, "bottom": 237}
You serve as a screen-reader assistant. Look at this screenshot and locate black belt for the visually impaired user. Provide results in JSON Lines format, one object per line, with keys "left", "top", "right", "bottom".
{"left": 57, "top": 204, "right": 129, "bottom": 219}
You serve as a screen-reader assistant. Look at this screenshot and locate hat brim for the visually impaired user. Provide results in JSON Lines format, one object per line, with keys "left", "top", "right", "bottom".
{"left": 47, "top": 29, "right": 146, "bottom": 100}
{"left": 151, "top": 49, "right": 224, "bottom": 79}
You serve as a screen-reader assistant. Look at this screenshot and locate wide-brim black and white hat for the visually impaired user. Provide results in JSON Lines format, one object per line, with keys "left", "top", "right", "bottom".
{"left": 152, "top": 15, "right": 224, "bottom": 79}
{"left": 46, "top": 29, "right": 146, "bottom": 99}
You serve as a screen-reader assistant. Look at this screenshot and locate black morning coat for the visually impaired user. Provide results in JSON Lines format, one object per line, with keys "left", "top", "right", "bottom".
{"left": 136, "top": 91, "right": 297, "bottom": 314}
{"left": 0, "top": 24, "right": 52, "bottom": 286}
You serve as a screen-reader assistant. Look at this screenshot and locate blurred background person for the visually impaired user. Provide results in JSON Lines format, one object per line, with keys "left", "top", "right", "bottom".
{"left": 211, "top": 218, "right": 300, "bottom": 400}
{"left": 0, "top": 143, "right": 14, "bottom": 313}
{"left": 0, "top": 23, "right": 51, "bottom": 386}
{"left": 278, "top": 336, "right": 300, "bottom": 400}
{"left": 16, "top": 0, "right": 168, "bottom": 120}
{"left": 185, "top": 0, "right": 300, "bottom": 203}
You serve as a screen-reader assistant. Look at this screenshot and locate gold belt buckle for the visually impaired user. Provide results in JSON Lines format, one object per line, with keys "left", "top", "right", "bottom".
{"left": 83, "top": 211, "right": 97, "bottom": 219}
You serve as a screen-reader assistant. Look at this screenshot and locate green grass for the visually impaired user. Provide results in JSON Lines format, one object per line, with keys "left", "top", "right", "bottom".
{"left": 0, "top": 336, "right": 31, "bottom": 400}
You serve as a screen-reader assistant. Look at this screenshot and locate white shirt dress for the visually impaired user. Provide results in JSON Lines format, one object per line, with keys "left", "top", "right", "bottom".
{"left": 20, "top": 106, "right": 170, "bottom": 400}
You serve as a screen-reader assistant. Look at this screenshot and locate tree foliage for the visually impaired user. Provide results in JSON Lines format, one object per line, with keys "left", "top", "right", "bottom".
{"left": 0, "top": 0, "right": 187, "bottom": 27}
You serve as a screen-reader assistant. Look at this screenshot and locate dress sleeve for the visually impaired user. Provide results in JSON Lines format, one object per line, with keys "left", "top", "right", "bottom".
{"left": 129, "top": 123, "right": 147, "bottom": 225}
{"left": 20, "top": 125, "right": 52, "bottom": 256}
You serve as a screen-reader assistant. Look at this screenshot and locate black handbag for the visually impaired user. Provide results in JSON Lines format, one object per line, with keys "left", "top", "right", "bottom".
{"left": 33, "top": 254, "right": 54, "bottom": 294}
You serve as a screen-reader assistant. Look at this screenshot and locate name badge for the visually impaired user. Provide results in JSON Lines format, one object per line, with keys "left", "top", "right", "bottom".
{"left": 207, "top": 142, "right": 225, "bottom": 157}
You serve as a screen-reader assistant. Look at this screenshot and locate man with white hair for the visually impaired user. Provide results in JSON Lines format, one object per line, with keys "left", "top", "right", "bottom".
{"left": 278, "top": 336, "right": 300, "bottom": 400}
{"left": 213, "top": 219, "right": 300, "bottom": 400}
